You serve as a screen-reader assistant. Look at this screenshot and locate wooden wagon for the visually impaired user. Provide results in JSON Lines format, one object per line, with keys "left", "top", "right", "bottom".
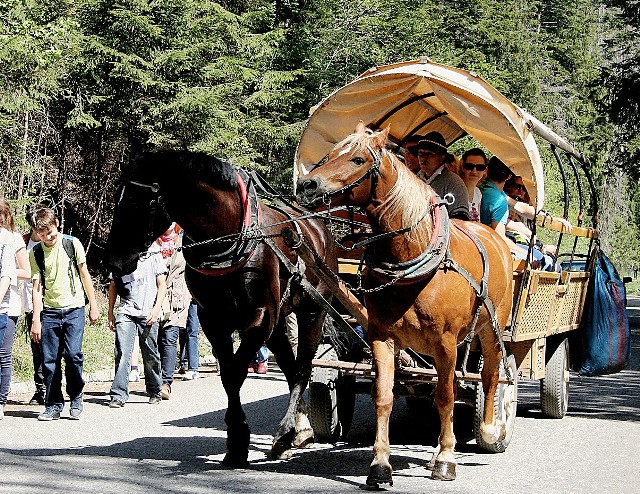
{"left": 288, "top": 58, "right": 599, "bottom": 451}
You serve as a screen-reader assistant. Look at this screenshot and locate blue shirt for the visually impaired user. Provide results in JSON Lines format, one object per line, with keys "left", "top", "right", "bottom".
{"left": 479, "top": 180, "right": 509, "bottom": 226}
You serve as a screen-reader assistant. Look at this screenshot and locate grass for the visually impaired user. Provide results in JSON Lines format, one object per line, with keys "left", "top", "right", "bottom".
{"left": 10, "top": 293, "right": 214, "bottom": 384}
{"left": 11, "top": 303, "right": 115, "bottom": 383}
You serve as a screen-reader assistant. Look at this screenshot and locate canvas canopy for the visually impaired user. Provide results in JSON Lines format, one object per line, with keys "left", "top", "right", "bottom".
{"left": 294, "top": 58, "right": 580, "bottom": 209}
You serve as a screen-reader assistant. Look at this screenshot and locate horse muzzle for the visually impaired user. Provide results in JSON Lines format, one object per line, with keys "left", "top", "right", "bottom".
{"left": 296, "top": 177, "right": 326, "bottom": 208}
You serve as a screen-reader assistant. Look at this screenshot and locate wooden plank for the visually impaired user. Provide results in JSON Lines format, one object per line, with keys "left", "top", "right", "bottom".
{"left": 535, "top": 215, "right": 598, "bottom": 239}
{"left": 311, "top": 359, "right": 513, "bottom": 384}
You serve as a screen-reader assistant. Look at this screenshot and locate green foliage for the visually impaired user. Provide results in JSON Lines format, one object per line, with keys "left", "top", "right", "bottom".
{"left": 0, "top": 0, "right": 638, "bottom": 266}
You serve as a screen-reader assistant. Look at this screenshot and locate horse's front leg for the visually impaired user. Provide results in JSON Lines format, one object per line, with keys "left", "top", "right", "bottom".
{"left": 431, "top": 333, "right": 458, "bottom": 481}
{"left": 200, "top": 308, "right": 264, "bottom": 468}
{"left": 268, "top": 309, "right": 323, "bottom": 459}
{"left": 366, "top": 336, "right": 396, "bottom": 488}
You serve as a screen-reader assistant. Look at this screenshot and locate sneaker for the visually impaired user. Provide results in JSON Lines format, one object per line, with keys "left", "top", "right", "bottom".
{"left": 129, "top": 368, "right": 140, "bottom": 382}
{"left": 149, "top": 394, "right": 162, "bottom": 405}
{"left": 247, "top": 364, "right": 256, "bottom": 374}
{"left": 161, "top": 384, "right": 171, "bottom": 400}
{"left": 109, "top": 399, "right": 125, "bottom": 408}
{"left": 256, "top": 361, "right": 268, "bottom": 374}
{"left": 38, "top": 405, "right": 62, "bottom": 421}
{"left": 178, "top": 365, "right": 188, "bottom": 375}
{"left": 29, "top": 392, "right": 45, "bottom": 406}
{"left": 69, "top": 395, "right": 83, "bottom": 420}
{"left": 183, "top": 370, "right": 200, "bottom": 380}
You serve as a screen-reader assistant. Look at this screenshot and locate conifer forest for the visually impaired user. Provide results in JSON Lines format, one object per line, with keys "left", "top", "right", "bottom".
{"left": 1, "top": 1, "right": 639, "bottom": 276}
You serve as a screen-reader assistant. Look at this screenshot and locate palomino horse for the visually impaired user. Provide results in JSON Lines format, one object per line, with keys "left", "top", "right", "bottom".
{"left": 107, "top": 151, "right": 337, "bottom": 465}
{"left": 296, "top": 123, "right": 513, "bottom": 485}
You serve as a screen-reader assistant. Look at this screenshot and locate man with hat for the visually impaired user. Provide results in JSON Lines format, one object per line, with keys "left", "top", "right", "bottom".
{"left": 408, "top": 131, "right": 470, "bottom": 220}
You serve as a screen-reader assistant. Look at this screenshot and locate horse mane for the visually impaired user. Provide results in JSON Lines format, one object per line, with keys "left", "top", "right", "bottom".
{"left": 373, "top": 149, "right": 434, "bottom": 247}
{"left": 132, "top": 150, "right": 239, "bottom": 190}
{"left": 338, "top": 130, "right": 434, "bottom": 246}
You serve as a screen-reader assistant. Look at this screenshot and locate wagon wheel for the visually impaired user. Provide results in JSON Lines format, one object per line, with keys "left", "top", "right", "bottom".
{"left": 540, "top": 338, "right": 570, "bottom": 418}
{"left": 474, "top": 354, "right": 518, "bottom": 453}
{"left": 309, "top": 343, "right": 356, "bottom": 442}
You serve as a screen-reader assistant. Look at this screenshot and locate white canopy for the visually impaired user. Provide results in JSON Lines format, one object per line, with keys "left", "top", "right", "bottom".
{"left": 294, "top": 58, "right": 567, "bottom": 208}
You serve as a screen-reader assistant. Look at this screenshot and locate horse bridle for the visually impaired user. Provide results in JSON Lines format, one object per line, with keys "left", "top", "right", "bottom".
{"left": 119, "top": 180, "right": 167, "bottom": 244}
{"left": 321, "top": 144, "right": 383, "bottom": 205}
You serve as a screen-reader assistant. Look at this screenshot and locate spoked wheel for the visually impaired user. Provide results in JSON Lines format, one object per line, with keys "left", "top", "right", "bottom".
{"left": 309, "top": 343, "right": 356, "bottom": 442}
{"left": 541, "top": 338, "right": 570, "bottom": 418}
{"left": 474, "top": 354, "right": 518, "bottom": 453}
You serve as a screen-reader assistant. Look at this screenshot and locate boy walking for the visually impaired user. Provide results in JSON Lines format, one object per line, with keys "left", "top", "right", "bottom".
{"left": 29, "top": 208, "right": 99, "bottom": 421}
{"left": 108, "top": 244, "right": 167, "bottom": 407}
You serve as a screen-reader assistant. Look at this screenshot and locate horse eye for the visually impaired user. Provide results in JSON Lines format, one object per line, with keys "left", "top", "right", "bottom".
{"left": 351, "top": 156, "right": 365, "bottom": 166}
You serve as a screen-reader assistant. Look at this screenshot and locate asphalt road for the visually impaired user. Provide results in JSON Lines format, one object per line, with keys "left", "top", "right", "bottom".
{"left": 2, "top": 299, "right": 640, "bottom": 494}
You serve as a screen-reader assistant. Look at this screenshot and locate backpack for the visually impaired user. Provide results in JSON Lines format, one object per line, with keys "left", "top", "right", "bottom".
{"left": 33, "top": 235, "right": 86, "bottom": 304}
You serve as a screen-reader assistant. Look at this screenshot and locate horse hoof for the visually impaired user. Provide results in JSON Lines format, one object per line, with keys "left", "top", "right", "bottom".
{"left": 366, "top": 463, "right": 393, "bottom": 489}
{"left": 222, "top": 452, "right": 249, "bottom": 468}
{"left": 431, "top": 460, "right": 456, "bottom": 481}
{"left": 269, "top": 447, "right": 293, "bottom": 460}
{"left": 293, "top": 428, "right": 314, "bottom": 448}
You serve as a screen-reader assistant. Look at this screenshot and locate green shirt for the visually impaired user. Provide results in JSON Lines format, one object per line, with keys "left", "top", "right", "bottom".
{"left": 29, "top": 235, "right": 87, "bottom": 309}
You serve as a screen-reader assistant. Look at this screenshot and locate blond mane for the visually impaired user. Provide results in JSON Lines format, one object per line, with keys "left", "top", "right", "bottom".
{"left": 331, "top": 128, "right": 435, "bottom": 247}
{"left": 374, "top": 153, "right": 434, "bottom": 246}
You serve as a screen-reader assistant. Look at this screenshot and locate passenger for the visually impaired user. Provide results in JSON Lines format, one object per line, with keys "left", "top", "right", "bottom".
{"left": 458, "top": 148, "right": 488, "bottom": 222}
{"left": 479, "top": 157, "right": 529, "bottom": 260}
{"left": 503, "top": 176, "right": 566, "bottom": 271}
{"left": 107, "top": 242, "right": 167, "bottom": 408}
{"left": 504, "top": 176, "right": 572, "bottom": 235}
{"left": 403, "top": 135, "right": 422, "bottom": 174}
{"left": 408, "top": 131, "right": 470, "bottom": 220}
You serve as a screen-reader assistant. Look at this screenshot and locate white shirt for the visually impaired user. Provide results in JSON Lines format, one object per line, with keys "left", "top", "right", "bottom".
{"left": 469, "top": 187, "right": 482, "bottom": 222}
{"left": 8, "top": 230, "right": 26, "bottom": 317}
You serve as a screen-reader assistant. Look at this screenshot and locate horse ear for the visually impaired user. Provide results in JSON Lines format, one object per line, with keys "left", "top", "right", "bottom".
{"left": 373, "top": 125, "right": 391, "bottom": 148}
{"left": 355, "top": 121, "right": 367, "bottom": 134}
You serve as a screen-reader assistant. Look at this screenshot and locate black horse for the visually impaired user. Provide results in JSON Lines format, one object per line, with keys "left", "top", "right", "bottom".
{"left": 107, "top": 151, "right": 337, "bottom": 465}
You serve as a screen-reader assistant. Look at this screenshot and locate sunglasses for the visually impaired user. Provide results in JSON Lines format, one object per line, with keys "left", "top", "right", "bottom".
{"left": 462, "top": 163, "right": 487, "bottom": 171}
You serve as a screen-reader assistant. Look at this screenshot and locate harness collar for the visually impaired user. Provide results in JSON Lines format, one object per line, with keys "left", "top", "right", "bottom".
{"left": 366, "top": 194, "right": 450, "bottom": 283}
{"left": 184, "top": 168, "right": 263, "bottom": 276}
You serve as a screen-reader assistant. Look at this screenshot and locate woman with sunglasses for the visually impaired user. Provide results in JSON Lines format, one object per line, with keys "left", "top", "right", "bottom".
{"left": 458, "top": 148, "right": 488, "bottom": 222}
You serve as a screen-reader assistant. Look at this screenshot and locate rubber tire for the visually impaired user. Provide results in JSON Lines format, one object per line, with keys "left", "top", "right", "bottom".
{"left": 541, "top": 338, "right": 570, "bottom": 419}
{"left": 309, "top": 344, "right": 343, "bottom": 442}
{"left": 474, "top": 354, "right": 518, "bottom": 453}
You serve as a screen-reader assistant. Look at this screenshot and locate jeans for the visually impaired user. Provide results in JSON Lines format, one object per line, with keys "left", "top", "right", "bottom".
{"left": 111, "top": 313, "right": 162, "bottom": 401}
{"left": 0, "top": 314, "right": 15, "bottom": 404}
{"left": 179, "top": 302, "right": 199, "bottom": 371}
{"left": 252, "top": 345, "right": 269, "bottom": 365}
{"left": 41, "top": 307, "right": 86, "bottom": 408}
{"left": 159, "top": 324, "right": 179, "bottom": 386}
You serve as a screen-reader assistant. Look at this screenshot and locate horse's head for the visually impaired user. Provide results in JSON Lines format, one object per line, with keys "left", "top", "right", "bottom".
{"left": 297, "top": 123, "right": 392, "bottom": 209}
{"left": 107, "top": 155, "right": 173, "bottom": 275}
